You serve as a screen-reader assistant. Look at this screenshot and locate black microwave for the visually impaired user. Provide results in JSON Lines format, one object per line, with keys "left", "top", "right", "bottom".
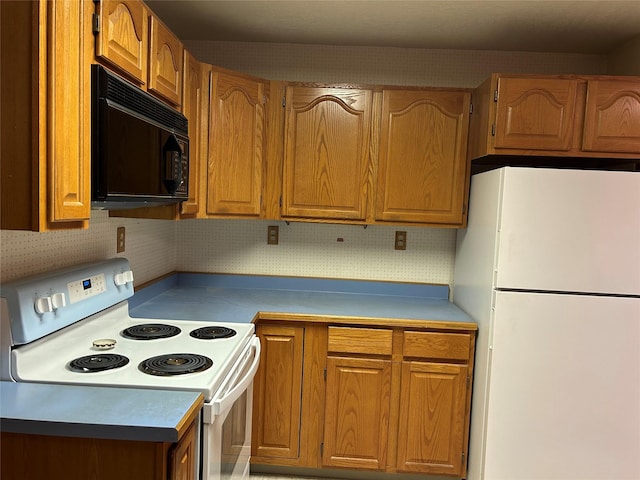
{"left": 91, "top": 65, "right": 189, "bottom": 209}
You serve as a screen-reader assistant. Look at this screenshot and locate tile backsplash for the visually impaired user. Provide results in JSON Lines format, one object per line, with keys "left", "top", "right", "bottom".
{"left": 1, "top": 42, "right": 608, "bottom": 286}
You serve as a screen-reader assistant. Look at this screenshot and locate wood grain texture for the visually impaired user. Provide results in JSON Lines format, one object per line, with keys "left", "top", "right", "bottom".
{"left": 95, "top": 0, "right": 148, "bottom": 85}
{"left": 376, "top": 88, "right": 471, "bottom": 226}
{"left": 282, "top": 85, "right": 373, "bottom": 221}
{"left": 207, "top": 68, "right": 266, "bottom": 217}
{"left": 403, "top": 331, "right": 471, "bottom": 361}
{"left": 252, "top": 324, "right": 304, "bottom": 461}
{"left": 327, "top": 326, "right": 393, "bottom": 356}
{"left": 148, "top": 14, "right": 182, "bottom": 106}
{"left": 582, "top": 79, "right": 640, "bottom": 153}
{"left": 179, "top": 50, "right": 203, "bottom": 216}
{"left": 396, "top": 362, "right": 468, "bottom": 476}
{"left": 323, "top": 356, "right": 391, "bottom": 470}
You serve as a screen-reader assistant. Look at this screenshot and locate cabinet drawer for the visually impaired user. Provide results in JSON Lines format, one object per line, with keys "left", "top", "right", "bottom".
{"left": 403, "top": 331, "right": 470, "bottom": 361}
{"left": 328, "top": 326, "right": 393, "bottom": 355}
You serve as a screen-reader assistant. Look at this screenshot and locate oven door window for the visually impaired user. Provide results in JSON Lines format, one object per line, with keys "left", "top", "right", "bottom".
{"left": 221, "top": 389, "right": 249, "bottom": 480}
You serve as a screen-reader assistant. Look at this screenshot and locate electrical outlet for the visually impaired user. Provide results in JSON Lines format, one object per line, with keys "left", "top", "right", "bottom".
{"left": 267, "top": 225, "right": 279, "bottom": 245}
{"left": 395, "top": 230, "right": 407, "bottom": 250}
{"left": 117, "top": 227, "right": 126, "bottom": 253}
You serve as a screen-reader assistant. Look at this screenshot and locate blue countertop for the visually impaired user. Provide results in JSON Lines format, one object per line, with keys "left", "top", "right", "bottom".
{"left": 0, "top": 382, "right": 202, "bottom": 442}
{"left": 129, "top": 273, "right": 474, "bottom": 325}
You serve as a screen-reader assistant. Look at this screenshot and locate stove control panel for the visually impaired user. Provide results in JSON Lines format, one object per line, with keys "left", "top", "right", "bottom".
{"left": 67, "top": 274, "right": 107, "bottom": 304}
{"left": 1, "top": 258, "right": 134, "bottom": 346}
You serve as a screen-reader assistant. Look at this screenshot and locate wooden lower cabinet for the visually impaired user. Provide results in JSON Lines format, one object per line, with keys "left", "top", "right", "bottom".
{"left": 396, "top": 361, "right": 469, "bottom": 476}
{"left": 251, "top": 320, "right": 476, "bottom": 477}
{"left": 0, "top": 417, "right": 198, "bottom": 480}
{"left": 323, "top": 356, "right": 392, "bottom": 470}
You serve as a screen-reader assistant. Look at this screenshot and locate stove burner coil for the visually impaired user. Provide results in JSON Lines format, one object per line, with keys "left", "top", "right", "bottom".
{"left": 68, "top": 354, "right": 129, "bottom": 373}
{"left": 138, "top": 353, "right": 213, "bottom": 376}
{"left": 189, "top": 326, "right": 237, "bottom": 340}
{"left": 121, "top": 323, "right": 181, "bottom": 340}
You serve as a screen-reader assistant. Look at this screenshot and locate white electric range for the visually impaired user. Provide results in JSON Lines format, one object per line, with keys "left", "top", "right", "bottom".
{"left": 0, "top": 258, "right": 260, "bottom": 480}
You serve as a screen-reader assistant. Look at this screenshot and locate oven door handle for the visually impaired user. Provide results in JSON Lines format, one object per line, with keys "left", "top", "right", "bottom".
{"left": 209, "top": 336, "right": 261, "bottom": 417}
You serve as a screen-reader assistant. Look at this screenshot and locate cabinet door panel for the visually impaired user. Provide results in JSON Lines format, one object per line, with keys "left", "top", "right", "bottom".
{"left": 494, "top": 77, "right": 577, "bottom": 151}
{"left": 397, "top": 361, "right": 468, "bottom": 476}
{"left": 376, "top": 89, "right": 470, "bottom": 224}
{"left": 208, "top": 71, "right": 265, "bottom": 216}
{"left": 323, "top": 356, "right": 391, "bottom": 470}
{"left": 582, "top": 80, "right": 640, "bottom": 153}
{"left": 95, "top": 0, "right": 148, "bottom": 85}
{"left": 180, "top": 51, "right": 203, "bottom": 216}
{"left": 283, "top": 87, "right": 372, "bottom": 220}
{"left": 148, "top": 15, "right": 182, "bottom": 106}
{"left": 47, "top": 0, "right": 91, "bottom": 223}
{"left": 252, "top": 325, "right": 304, "bottom": 460}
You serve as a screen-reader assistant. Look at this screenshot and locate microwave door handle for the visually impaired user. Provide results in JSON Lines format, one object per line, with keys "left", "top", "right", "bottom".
{"left": 211, "top": 337, "right": 261, "bottom": 416}
{"left": 162, "top": 134, "right": 183, "bottom": 194}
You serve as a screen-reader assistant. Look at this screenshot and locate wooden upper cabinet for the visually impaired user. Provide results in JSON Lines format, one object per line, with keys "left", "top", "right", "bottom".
{"left": 582, "top": 79, "right": 640, "bottom": 154}
{"left": 94, "top": 0, "right": 148, "bottom": 85}
{"left": 494, "top": 76, "right": 577, "bottom": 151}
{"left": 376, "top": 89, "right": 471, "bottom": 226}
{"left": 148, "top": 14, "right": 183, "bottom": 106}
{"left": 468, "top": 73, "right": 640, "bottom": 162}
{"left": 1, "top": 0, "right": 91, "bottom": 231}
{"left": 282, "top": 86, "right": 373, "bottom": 222}
{"left": 207, "top": 69, "right": 266, "bottom": 217}
{"left": 180, "top": 51, "right": 205, "bottom": 217}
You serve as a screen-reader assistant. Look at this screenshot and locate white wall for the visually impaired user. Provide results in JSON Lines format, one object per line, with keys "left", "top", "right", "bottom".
{"left": 608, "top": 35, "right": 640, "bottom": 75}
{"left": 0, "top": 43, "right": 607, "bottom": 286}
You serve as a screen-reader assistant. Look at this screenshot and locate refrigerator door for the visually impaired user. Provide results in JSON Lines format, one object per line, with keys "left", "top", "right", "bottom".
{"left": 481, "top": 291, "right": 640, "bottom": 480}
{"left": 495, "top": 168, "right": 640, "bottom": 295}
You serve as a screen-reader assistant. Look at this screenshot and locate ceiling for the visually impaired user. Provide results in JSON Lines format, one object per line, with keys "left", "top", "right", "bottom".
{"left": 144, "top": 1, "right": 640, "bottom": 55}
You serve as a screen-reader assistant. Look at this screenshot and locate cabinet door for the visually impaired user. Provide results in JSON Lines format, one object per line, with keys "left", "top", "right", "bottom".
{"left": 252, "top": 325, "right": 304, "bottom": 460}
{"left": 180, "top": 51, "right": 203, "bottom": 216}
{"left": 376, "top": 89, "right": 470, "bottom": 225}
{"left": 323, "top": 356, "right": 391, "bottom": 471}
{"left": 494, "top": 77, "right": 578, "bottom": 151}
{"left": 45, "top": 0, "right": 92, "bottom": 224}
{"left": 148, "top": 15, "right": 182, "bottom": 106}
{"left": 94, "top": 0, "right": 148, "bottom": 85}
{"left": 396, "top": 361, "right": 468, "bottom": 476}
{"left": 582, "top": 79, "right": 640, "bottom": 154}
{"left": 170, "top": 421, "right": 197, "bottom": 480}
{"left": 207, "top": 70, "right": 265, "bottom": 216}
{"left": 282, "top": 86, "right": 373, "bottom": 221}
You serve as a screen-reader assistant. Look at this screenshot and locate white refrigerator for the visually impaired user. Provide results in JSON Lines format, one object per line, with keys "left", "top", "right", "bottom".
{"left": 453, "top": 167, "right": 640, "bottom": 480}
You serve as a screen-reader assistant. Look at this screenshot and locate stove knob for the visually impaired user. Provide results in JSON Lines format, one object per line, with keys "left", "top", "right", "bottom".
{"left": 124, "top": 270, "right": 134, "bottom": 283}
{"left": 51, "top": 292, "right": 66, "bottom": 309}
{"left": 114, "top": 270, "right": 134, "bottom": 286}
{"left": 34, "top": 296, "right": 53, "bottom": 314}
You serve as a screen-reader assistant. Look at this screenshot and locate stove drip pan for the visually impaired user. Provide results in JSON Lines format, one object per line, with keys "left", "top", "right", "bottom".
{"left": 189, "top": 326, "right": 237, "bottom": 340}
{"left": 138, "top": 353, "right": 213, "bottom": 376}
{"left": 68, "top": 354, "right": 130, "bottom": 373}
{"left": 121, "top": 323, "right": 181, "bottom": 340}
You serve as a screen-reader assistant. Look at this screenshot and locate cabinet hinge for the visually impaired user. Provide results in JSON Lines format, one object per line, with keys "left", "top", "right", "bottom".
{"left": 467, "top": 374, "right": 471, "bottom": 386}
{"left": 320, "top": 442, "right": 324, "bottom": 456}
{"left": 469, "top": 102, "right": 473, "bottom": 114}
{"left": 282, "top": 95, "right": 286, "bottom": 108}
{"left": 462, "top": 451, "right": 466, "bottom": 464}
{"left": 279, "top": 195, "right": 282, "bottom": 208}
{"left": 263, "top": 95, "right": 267, "bottom": 105}
{"left": 491, "top": 123, "right": 496, "bottom": 136}
{"left": 493, "top": 89, "right": 499, "bottom": 102}
{"left": 324, "top": 367, "right": 327, "bottom": 381}
{"left": 92, "top": 13, "right": 100, "bottom": 34}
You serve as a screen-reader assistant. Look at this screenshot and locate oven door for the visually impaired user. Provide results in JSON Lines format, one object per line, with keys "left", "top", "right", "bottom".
{"left": 202, "top": 336, "right": 261, "bottom": 480}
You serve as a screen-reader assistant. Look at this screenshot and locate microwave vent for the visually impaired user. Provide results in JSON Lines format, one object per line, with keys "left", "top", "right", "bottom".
{"left": 98, "top": 66, "right": 188, "bottom": 135}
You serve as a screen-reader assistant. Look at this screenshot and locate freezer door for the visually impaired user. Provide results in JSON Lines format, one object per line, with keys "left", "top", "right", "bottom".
{"left": 480, "top": 291, "right": 640, "bottom": 480}
{"left": 495, "top": 168, "right": 640, "bottom": 295}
